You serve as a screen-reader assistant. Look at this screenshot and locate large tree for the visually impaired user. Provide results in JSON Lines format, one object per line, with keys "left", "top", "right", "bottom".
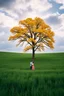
{"left": 9, "top": 17, "right": 55, "bottom": 63}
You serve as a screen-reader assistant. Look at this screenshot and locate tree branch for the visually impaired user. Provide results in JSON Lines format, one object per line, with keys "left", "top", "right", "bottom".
{"left": 34, "top": 45, "right": 40, "bottom": 51}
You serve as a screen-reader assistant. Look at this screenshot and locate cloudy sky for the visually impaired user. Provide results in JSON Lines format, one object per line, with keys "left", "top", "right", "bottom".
{"left": 0, "top": 0, "right": 64, "bottom": 53}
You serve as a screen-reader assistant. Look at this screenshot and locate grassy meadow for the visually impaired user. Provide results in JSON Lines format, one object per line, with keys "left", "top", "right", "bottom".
{"left": 0, "top": 52, "right": 64, "bottom": 96}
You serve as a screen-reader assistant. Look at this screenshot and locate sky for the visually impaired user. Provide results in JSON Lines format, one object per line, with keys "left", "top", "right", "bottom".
{"left": 0, "top": 0, "right": 64, "bottom": 53}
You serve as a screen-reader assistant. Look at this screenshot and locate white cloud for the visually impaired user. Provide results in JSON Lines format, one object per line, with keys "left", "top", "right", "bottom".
{"left": 1, "top": 0, "right": 52, "bottom": 20}
{"left": 0, "top": 31, "right": 8, "bottom": 43}
{"left": 55, "top": 14, "right": 64, "bottom": 37}
{"left": 43, "top": 12, "right": 60, "bottom": 20}
{"left": 5, "top": 9, "right": 19, "bottom": 19}
{"left": 15, "top": 0, "right": 52, "bottom": 12}
{"left": 55, "top": 0, "right": 64, "bottom": 10}
{"left": 28, "top": 0, "right": 52, "bottom": 12}
{"left": 0, "top": 31, "right": 5, "bottom": 36}
{"left": 54, "top": 36, "right": 64, "bottom": 51}
{"left": 44, "top": 13, "right": 64, "bottom": 39}
{"left": 55, "top": 0, "right": 64, "bottom": 4}
{"left": 59, "top": 4, "right": 64, "bottom": 9}
{"left": 0, "top": 13, "right": 18, "bottom": 28}
{"left": 59, "top": 14, "right": 64, "bottom": 25}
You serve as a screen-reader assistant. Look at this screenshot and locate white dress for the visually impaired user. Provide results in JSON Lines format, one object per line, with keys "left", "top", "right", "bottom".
{"left": 30, "top": 62, "right": 33, "bottom": 67}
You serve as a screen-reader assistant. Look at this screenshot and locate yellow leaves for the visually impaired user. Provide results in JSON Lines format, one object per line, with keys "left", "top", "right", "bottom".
{"left": 47, "top": 30, "right": 54, "bottom": 37}
{"left": 48, "top": 41, "right": 54, "bottom": 49}
{"left": 50, "top": 31, "right": 55, "bottom": 36}
{"left": 9, "top": 17, "right": 55, "bottom": 52}
{"left": 49, "top": 37, "right": 55, "bottom": 43}
{"left": 35, "top": 28, "right": 44, "bottom": 33}
{"left": 19, "top": 17, "right": 49, "bottom": 29}
{"left": 32, "top": 28, "right": 47, "bottom": 37}
{"left": 19, "top": 20, "right": 27, "bottom": 27}
{"left": 34, "top": 17, "right": 50, "bottom": 30}
{"left": 19, "top": 18, "right": 35, "bottom": 27}
{"left": 40, "top": 29, "right": 55, "bottom": 39}
{"left": 10, "top": 26, "right": 28, "bottom": 35}
{"left": 35, "top": 17, "right": 44, "bottom": 24}
{"left": 43, "top": 40, "right": 54, "bottom": 49}
{"left": 37, "top": 43, "right": 44, "bottom": 51}
{"left": 25, "top": 18, "right": 35, "bottom": 26}
{"left": 8, "top": 35, "right": 16, "bottom": 40}
{"left": 8, "top": 33, "right": 21, "bottom": 40}
{"left": 41, "top": 24, "right": 50, "bottom": 29}
{"left": 24, "top": 46, "right": 32, "bottom": 52}
{"left": 32, "top": 27, "right": 52, "bottom": 38}
{"left": 27, "top": 38, "right": 36, "bottom": 44}
{"left": 10, "top": 26, "right": 22, "bottom": 33}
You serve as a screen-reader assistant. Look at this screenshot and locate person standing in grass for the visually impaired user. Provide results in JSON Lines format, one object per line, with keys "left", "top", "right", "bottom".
{"left": 30, "top": 61, "right": 32, "bottom": 70}
{"left": 32, "top": 62, "right": 35, "bottom": 70}
{"left": 30, "top": 62, "right": 35, "bottom": 70}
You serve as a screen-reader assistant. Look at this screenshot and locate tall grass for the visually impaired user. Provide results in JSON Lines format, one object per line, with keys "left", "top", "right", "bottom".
{"left": 0, "top": 52, "right": 64, "bottom": 96}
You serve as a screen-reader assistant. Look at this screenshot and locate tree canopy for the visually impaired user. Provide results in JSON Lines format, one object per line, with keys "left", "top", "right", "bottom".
{"left": 9, "top": 17, "right": 55, "bottom": 62}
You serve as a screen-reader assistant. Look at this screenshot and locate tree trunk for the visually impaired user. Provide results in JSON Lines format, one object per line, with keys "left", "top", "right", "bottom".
{"left": 32, "top": 47, "right": 35, "bottom": 63}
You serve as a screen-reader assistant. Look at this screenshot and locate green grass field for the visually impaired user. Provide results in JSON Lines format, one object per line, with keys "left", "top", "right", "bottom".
{"left": 0, "top": 52, "right": 64, "bottom": 96}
